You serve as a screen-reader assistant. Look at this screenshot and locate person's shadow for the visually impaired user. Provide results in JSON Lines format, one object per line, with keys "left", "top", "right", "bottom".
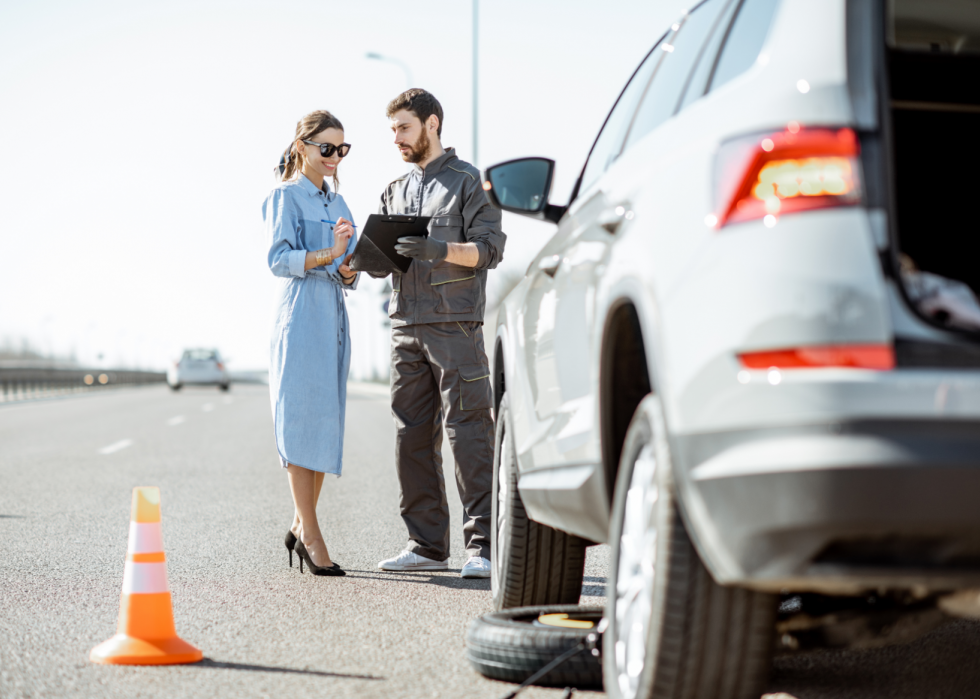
{"left": 341, "top": 570, "right": 491, "bottom": 591}
{"left": 767, "top": 619, "right": 980, "bottom": 698}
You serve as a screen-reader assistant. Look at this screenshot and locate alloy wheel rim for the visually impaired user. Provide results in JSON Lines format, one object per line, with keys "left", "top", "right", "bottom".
{"left": 614, "top": 441, "right": 659, "bottom": 699}
{"left": 493, "top": 423, "right": 512, "bottom": 594}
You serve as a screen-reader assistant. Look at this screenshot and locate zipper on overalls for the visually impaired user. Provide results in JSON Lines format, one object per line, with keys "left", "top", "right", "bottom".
{"left": 413, "top": 168, "right": 426, "bottom": 326}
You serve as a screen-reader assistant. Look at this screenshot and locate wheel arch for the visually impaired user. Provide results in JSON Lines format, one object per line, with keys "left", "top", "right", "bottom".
{"left": 492, "top": 323, "right": 510, "bottom": 414}
{"left": 599, "top": 296, "right": 654, "bottom": 507}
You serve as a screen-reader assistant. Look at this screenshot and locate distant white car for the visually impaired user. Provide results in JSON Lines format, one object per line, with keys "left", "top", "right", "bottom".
{"left": 168, "top": 349, "right": 229, "bottom": 391}
{"left": 481, "top": 0, "right": 980, "bottom": 697}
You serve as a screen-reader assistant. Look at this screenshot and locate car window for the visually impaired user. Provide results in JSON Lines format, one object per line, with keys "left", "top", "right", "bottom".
{"left": 578, "top": 35, "right": 667, "bottom": 193}
{"left": 621, "top": 0, "right": 730, "bottom": 152}
{"left": 888, "top": 0, "right": 980, "bottom": 54}
{"left": 678, "top": 0, "right": 740, "bottom": 109}
{"left": 708, "top": 0, "right": 781, "bottom": 92}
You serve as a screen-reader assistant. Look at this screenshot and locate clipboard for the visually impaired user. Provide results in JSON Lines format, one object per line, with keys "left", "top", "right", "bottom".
{"left": 349, "top": 214, "right": 431, "bottom": 275}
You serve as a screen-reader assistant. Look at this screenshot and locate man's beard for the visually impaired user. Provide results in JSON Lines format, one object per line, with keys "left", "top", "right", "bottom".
{"left": 403, "top": 128, "right": 431, "bottom": 164}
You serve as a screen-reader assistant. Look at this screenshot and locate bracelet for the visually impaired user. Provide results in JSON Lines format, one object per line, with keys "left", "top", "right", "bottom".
{"left": 315, "top": 249, "right": 333, "bottom": 267}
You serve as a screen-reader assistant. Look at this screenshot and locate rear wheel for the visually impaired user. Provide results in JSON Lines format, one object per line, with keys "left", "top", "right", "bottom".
{"left": 604, "top": 395, "right": 776, "bottom": 699}
{"left": 169, "top": 383, "right": 182, "bottom": 391}
{"left": 491, "top": 395, "right": 587, "bottom": 610}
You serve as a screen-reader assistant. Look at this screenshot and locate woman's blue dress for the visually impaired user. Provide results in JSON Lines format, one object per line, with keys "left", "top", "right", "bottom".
{"left": 263, "top": 174, "right": 358, "bottom": 475}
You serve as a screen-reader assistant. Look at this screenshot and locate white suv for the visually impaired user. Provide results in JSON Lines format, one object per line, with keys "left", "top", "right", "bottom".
{"left": 482, "top": 0, "right": 980, "bottom": 697}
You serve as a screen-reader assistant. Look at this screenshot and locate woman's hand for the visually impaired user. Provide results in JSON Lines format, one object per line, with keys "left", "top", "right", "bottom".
{"left": 338, "top": 254, "right": 356, "bottom": 285}
{"left": 330, "top": 217, "right": 355, "bottom": 259}
{"left": 302, "top": 218, "right": 355, "bottom": 272}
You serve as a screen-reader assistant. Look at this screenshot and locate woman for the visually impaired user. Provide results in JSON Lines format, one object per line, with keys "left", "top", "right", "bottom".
{"left": 263, "top": 110, "right": 358, "bottom": 576}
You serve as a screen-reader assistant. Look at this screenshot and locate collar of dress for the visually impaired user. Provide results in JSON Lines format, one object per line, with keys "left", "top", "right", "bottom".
{"left": 298, "top": 173, "right": 335, "bottom": 201}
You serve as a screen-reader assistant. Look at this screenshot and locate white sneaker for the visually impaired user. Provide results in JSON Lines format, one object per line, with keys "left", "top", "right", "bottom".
{"left": 460, "top": 556, "right": 491, "bottom": 578}
{"left": 378, "top": 550, "right": 449, "bottom": 571}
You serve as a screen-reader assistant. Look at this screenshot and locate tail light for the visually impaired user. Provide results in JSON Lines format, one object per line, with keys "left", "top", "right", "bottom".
{"left": 714, "top": 126, "right": 861, "bottom": 228}
{"left": 739, "top": 344, "right": 894, "bottom": 370}
{"left": 217, "top": 363, "right": 224, "bottom": 370}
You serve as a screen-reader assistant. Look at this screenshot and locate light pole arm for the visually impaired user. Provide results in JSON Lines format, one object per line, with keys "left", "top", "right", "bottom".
{"left": 365, "top": 52, "right": 414, "bottom": 89}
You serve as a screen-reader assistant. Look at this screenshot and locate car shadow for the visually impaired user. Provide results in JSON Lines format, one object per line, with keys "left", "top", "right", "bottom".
{"left": 190, "top": 658, "right": 383, "bottom": 680}
{"left": 767, "top": 619, "right": 980, "bottom": 699}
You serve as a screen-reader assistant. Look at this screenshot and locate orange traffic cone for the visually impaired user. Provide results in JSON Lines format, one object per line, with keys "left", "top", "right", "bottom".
{"left": 90, "top": 487, "right": 203, "bottom": 665}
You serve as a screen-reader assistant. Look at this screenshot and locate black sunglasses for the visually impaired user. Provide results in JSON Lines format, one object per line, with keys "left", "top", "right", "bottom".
{"left": 303, "top": 140, "right": 351, "bottom": 158}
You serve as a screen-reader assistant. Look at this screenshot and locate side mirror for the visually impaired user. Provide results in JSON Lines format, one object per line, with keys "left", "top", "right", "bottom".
{"left": 482, "top": 157, "right": 566, "bottom": 223}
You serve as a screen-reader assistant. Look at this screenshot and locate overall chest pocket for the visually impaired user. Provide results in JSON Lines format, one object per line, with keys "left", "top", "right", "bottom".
{"left": 429, "top": 215, "right": 465, "bottom": 243}
{"left": 431, "top": 267, "right": 477, "bottom": 314}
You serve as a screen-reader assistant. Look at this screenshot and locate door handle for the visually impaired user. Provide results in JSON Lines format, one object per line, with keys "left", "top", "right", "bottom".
{"left": 537, "top": 254, "right": 561, "bottom": 277}
{"left": 598, "top": 205, "right": 633, "bottom": 234}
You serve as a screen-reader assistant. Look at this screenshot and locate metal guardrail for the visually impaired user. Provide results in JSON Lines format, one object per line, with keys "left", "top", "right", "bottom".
{"left": 0, "top": 365, "right": 166, "bottom": 404}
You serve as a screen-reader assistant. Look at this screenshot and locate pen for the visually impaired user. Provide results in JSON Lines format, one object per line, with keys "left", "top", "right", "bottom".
{"left": 321, "top": 219, "right": 357, "bottom": 228}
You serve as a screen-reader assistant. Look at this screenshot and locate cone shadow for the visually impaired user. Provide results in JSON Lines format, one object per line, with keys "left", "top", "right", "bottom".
{"left": 192, "top": 658, "right": 384, "bottom": 680}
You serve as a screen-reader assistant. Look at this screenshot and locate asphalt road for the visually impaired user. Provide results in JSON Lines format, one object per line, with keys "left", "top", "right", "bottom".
{"left": 0, "top": 383, "right": 608, "bottom": 699}
{"left": 3, "top": 385, "right": 980, "bottom": 699}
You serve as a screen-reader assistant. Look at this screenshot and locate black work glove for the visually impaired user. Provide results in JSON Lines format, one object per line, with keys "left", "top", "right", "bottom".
{"left": 395, "top": 236, "right": 448, "bottom": 261}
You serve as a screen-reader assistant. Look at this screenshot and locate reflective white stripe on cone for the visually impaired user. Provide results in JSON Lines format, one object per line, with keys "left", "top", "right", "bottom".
{"left": 122, "top": 562, "right": 169, "bottom": 594}
{"left": 128, "top": 522, "right": 164, "bottom": 554}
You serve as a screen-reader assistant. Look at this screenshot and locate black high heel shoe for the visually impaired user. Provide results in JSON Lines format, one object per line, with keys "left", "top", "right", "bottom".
{"left": 294, "top": 540, "right": 346, "bottom": 576}
{"left": 285, "top": 530, "right": 298, "bottom": 567}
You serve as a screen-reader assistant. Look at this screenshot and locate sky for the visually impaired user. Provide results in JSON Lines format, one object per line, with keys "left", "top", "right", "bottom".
{"left": 0, "top": 0, "right": 687, "bottom": 371}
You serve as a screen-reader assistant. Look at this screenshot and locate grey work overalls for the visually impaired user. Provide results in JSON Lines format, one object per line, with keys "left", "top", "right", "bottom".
{"left": 378, "top": 148, "right": 506, "bottom": 560}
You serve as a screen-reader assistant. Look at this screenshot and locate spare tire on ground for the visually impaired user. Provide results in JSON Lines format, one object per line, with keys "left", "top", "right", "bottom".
{"left": 465, "top": 605, "right": 604, "bottom": 689}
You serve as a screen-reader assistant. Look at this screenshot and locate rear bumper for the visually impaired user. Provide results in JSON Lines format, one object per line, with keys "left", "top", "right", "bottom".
{"left": 675, "top": 420, "right": 980, "bottom": 593}
{"left": 170, "top": 371, "right": 227, "bottom": 385}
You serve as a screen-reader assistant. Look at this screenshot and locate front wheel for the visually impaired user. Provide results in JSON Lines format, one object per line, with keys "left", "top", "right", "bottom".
{"left": 491, "top": 395, "right": 586, "bottom": 610}
{"left": 603, "top": 395, "right": 776, "bottom": 699}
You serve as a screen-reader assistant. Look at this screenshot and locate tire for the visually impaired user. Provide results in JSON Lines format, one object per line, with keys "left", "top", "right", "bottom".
{"left": 219, "top": 383, "right": 230, "bottom": 392}
{"left": 491, "top": 395, "right": 587, "bottom": 611}
{"left": 169, "top": 383, "right": 182, "bottom": 391}
{"left": 603, "top": 395, "right": 776, "bottom": 699}
{"left": 465, "top": 604, "right": 603, "bottom": 689}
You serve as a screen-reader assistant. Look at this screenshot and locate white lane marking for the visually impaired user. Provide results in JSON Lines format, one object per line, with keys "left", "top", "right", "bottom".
{"left": 201, "top": 403, "right": 214, "bottom": 412}
{"left": 167, "top": 415, "right": 186, "bottom": 426}
{"left": 99, "top": 439, "right": 133, "bottom": 455}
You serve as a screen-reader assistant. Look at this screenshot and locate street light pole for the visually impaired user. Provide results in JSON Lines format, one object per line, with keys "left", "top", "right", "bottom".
{"left": 472, "top": 0, "right": 479, "bottom": 166}
{"left": 365, "top": 52, "right": 414, "bottom": 89}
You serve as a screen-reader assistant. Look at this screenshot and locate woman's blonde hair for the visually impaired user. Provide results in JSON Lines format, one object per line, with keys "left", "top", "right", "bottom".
{"left": 277, "top": 110, "right": 345, "bottom": 189}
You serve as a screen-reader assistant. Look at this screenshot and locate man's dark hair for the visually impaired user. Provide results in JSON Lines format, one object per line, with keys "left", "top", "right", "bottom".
{"left": 386, "top": 89, "right": 444, "bottom": 137}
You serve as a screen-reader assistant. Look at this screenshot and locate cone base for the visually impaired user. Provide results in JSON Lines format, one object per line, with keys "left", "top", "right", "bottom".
{"left": 90, "top": 634, "right": 203, "bottom": 665}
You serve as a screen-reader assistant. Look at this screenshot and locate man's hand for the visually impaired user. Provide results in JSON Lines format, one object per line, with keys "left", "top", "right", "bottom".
{"left": 395, "top": 236, "right": 448, "bottom": 261}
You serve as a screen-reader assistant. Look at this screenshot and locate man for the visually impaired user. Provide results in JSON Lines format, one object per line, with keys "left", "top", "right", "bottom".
{"left": 375, "top": 89, "right": 505, "bottom": 579}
